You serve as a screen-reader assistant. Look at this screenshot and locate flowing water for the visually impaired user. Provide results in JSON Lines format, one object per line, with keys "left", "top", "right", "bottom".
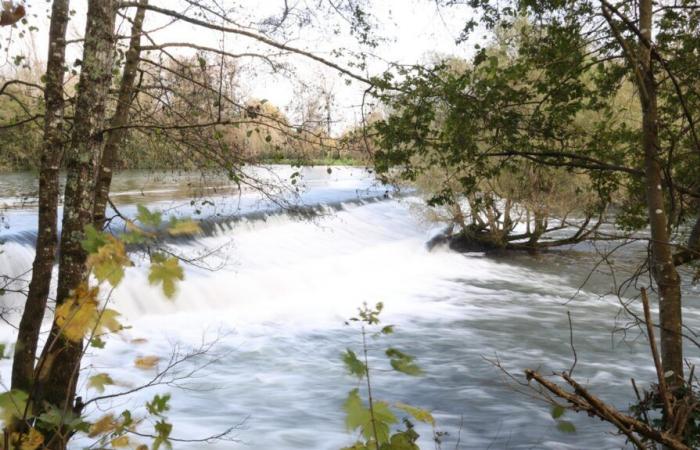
{"left": 0, "top": 166, "right": 698, "bottom": 449}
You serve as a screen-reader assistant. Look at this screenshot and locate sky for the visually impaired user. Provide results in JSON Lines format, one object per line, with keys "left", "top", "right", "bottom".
{"left": 1, "top": 0, "right": 480, "bottom": 133}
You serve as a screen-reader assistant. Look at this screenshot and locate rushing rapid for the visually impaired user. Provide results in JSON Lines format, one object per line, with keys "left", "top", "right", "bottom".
{"left": 1, "top": 166, "right": 698, "bottom": 449}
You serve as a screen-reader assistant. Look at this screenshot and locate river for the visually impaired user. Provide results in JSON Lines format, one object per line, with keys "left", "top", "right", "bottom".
{"left": 0, "top": 166, "right": 698, "bottom": 449}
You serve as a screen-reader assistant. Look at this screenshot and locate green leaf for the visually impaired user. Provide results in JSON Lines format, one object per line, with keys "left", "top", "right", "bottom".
{"left": 0, "top": 389, "right": 28, "bottom": 424}
{"left": 344, "top": 389, "right": 396, "bottom": 443}
{"left": 384, "top": 430, "right": 420, "bottom": 450}
{"left": 386, "top": 348, "right": 423, "bottom": 376}
{"left": 88, "top": 373, "right": 115, "bottom": 393}
{"left": 148, "top": 257, "right": 184, "bottom": 299}
{"left": 153, "top": 419, "right": 173, "bottom": 450}
{"left": 341, "top": 443, "right": 369, "bottom": 450}
{"left": 371, "top": 401, "right": 398, "bottom": 444}
{"left": 121, "top": 231, "right": 146, "bottom": 245}
{"left": 342, "top": 349, "right": 367, "bottom": 379}
{"left": 136, "top": 204, "right": 162, "bottom": 228}
{"left": 556, "top": 420, "right": 576, "bottom": 433}
{"left": 551, "top": 405, "right": 565, "bottom": 419}
{"left": 81, "top": 224, "right": 107, "bottom": 253}
{"left": 344, "top": 389, "right": 370, "bottom": 432}
{"left": 38, "top": 405, "right": 88, "bottom": 432}
{"left": 147, "top": 394, "right": 171, "bottom": 417}
{"left": 395, "top": 402, "right": 435, "bottom": 425}
{"left": 90, "top": 336, "right": 106, "bottom": 349}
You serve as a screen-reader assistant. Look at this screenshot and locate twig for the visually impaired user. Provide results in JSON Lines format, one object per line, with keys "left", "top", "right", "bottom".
{"left": 630, "top": 378, "right": 649, "bottom": 425}
{"left": 566, "top": 311, "right": 577, "bottom": 376}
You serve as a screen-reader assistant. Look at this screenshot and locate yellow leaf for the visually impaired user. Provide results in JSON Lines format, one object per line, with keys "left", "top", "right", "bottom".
{"left": 55, "top": 284, "right": 124, "bottom": 342}
{"left": 20, "top": 428, "right": 44, "bottom": 450}
{"left": 87, "top": 235, "right": 132, "bottom": 287}
{"left": 148, "top": 257, "right": 184, "bottom": 299}
{"left": 395, "top": 402, "right": 435, "bottom": 426}
{"left": 55, "top": 284, "right": 99, "bottom": 342}
{"left": 134, "top": 356, "right": 160, "bottom": 370}
{"left": 111, "top": 435, "right": 130, "bottom": 447}
{"left": 98, "top": 308, "right": 122, "bottom": 333}
{"left": 89, "top": 414, "right": 118, "bottom": 438}
{"left": 131, "top": 338, "right": 148, "bottom": 344}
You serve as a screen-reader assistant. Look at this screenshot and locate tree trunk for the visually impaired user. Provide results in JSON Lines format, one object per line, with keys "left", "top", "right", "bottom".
{"left": 638, "top": 0, "right": 684, "bottom": 385}
{"left": 10, "top": 0, "right": 71, "bottom": 393}
{"left": 93, "top": 0, "right": 148, "bottom": 228}
{"left": 32, "top": 2, "right": 118, "bottom": 444}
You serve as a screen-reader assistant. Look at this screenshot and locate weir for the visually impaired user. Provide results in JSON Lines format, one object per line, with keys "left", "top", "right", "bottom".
{"left": 0, "top": 168, "right": 693, "bottom": 449}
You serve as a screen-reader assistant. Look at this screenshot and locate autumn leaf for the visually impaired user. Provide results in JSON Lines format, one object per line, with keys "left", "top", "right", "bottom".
{"left": 111, "top": 436, "right": 130, "bottom": 447}
{"left": 55, "top": 285, "right": 99, "bottom": 342}
{"left": 89, "top": 414, "right": 118, "bottom": 438}
{"left": 395, "top": 402, "right": 435, "bottom": 425}
{"left": 55, "top": 284, "right": 123, "bottom": 342}
{"left": 98, "top": 308, "right": 122, "bottom": 333}
{"left": 87, "top": 235, "right": 132, "bottom": 286}
{"left": 134, "top": 356, "right": 160, "bottom": 370}
{"left": 19, "top": 428, "right": 44, "bottom": 450}
{"left": 88, "top": 373, "right": 115, "bottom": 393}
{"left": 148, "top": 256, "right": 184, "bottom": 299}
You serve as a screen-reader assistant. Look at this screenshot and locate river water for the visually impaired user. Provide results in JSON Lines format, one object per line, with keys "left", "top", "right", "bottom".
{"left": 0, "top": 166, "right": 698, "bottom": 449}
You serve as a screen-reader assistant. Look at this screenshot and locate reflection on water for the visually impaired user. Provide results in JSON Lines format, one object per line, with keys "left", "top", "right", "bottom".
{"left": 0, "top": 167, "right": 698, "bottom": 449}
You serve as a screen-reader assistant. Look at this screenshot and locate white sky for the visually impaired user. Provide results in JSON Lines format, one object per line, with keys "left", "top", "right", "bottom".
{"left": 1, "top": 0, "right": 481, "bottom": 133}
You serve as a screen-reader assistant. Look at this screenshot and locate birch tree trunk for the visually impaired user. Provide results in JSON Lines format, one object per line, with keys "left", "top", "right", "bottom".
{"left": 11, "top": 0, "right": 70, "bottom": 393}
{"left": 32, "top": 4, "right": 118, "bottom": 445}
{"left": 93, "top": 0, "right": 148, "bottom": 228}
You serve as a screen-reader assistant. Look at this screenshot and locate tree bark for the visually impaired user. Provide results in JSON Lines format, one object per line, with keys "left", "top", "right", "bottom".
{"left": 93, "top": 0, "right": 148, "bottom": 228}
{"left": 638, "top": 0, "right": 684, "bottom": 385}
{"left": 11, "top": 0, "right": 70, "bottom": 393}
{"left": 32, "top": 2, "right": 118, "bottom": 443}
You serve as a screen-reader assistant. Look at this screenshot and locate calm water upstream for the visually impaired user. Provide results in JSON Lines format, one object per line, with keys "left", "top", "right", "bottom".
{"left": 0, "top": 166, "right": 698, "bottom": 449}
